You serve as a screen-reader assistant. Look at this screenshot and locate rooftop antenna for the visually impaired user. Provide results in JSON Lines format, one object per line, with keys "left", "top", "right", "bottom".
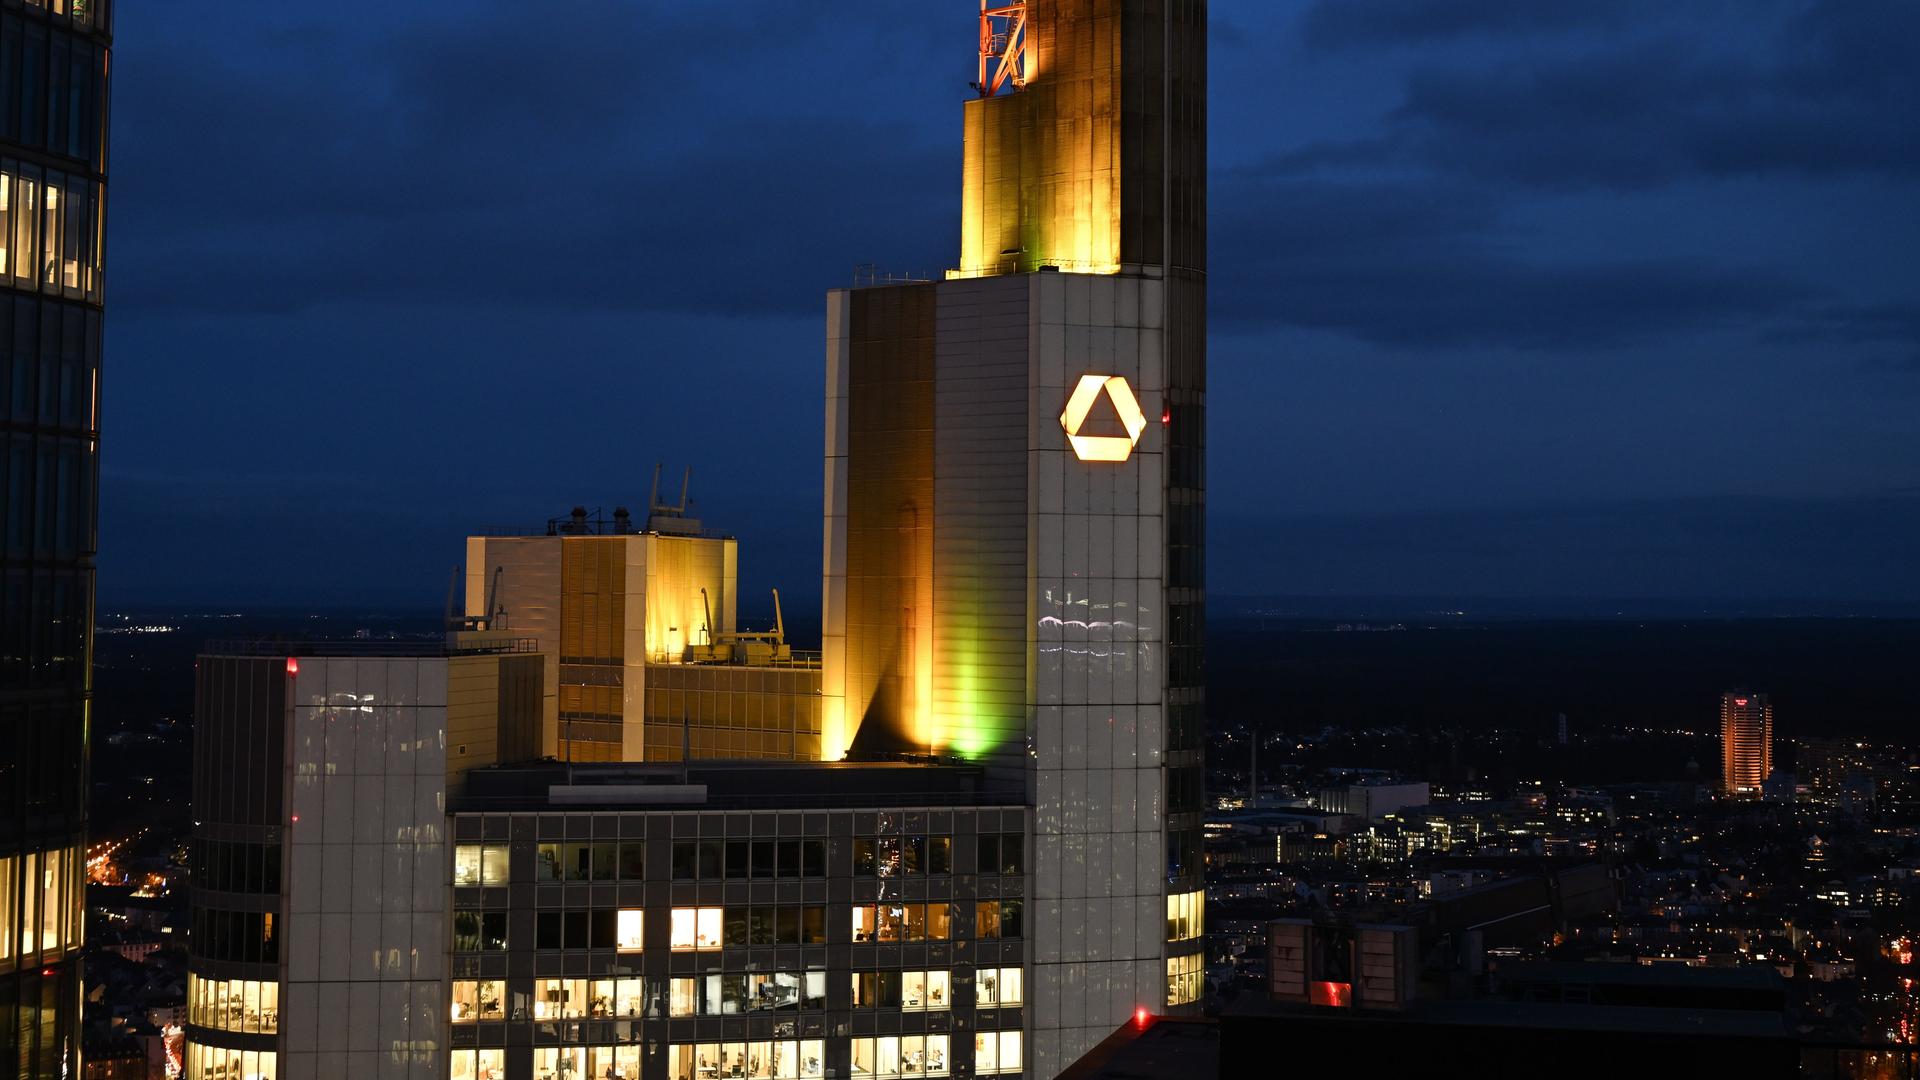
{"left": 975, "top": 1, "right": 1029, "bottom": 97}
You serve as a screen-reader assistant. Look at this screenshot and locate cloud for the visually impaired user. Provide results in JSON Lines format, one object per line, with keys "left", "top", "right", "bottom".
{"left": 1208, "top": 176, "right": 1810, "bottom": 349}
{"left": 1300, "top": 0, "right": 1667, "bottom": 51}
{"left": 1282, "top": 1, "right": 1920, "bottom": 190}
{"left": 110, "top": 2, "right": 959, "bottom": 318}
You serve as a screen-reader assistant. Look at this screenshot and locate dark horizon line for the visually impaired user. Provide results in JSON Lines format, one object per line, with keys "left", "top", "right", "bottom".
{"left": 95, "top": 593, "right": 1920, "bottom": 621}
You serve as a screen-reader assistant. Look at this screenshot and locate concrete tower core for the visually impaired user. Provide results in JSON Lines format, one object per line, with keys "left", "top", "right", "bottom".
{"left": 822, "top": 2, "right": 1207, "bottom": 1073}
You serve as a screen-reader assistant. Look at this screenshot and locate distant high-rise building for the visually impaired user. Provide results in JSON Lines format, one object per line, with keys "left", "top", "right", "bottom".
{"left": 0, "top": 3, "right": 112, "bottom": 1073}
{"left": 820, "top": 1, "right": 1207, "bottom": 1070}
{"left": 1720, "top": 692, "right": 1774, "bottom": 798}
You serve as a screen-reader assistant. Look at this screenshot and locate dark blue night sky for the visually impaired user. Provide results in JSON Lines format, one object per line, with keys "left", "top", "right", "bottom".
{"left": 101, "top": 1, "right": 1920, "bottom": 611}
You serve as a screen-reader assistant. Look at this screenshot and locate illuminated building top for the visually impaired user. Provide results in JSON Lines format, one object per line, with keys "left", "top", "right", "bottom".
{"left": 957, "top": 0, "right": 1207, "bottom": 279}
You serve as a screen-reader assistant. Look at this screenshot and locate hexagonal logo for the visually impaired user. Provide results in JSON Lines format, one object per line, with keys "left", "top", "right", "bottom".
{"left": 1060, "top": 374, "right": 1148, "bottom": 462}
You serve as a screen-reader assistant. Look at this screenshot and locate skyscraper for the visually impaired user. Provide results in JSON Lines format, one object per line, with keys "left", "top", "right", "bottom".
{"left": 1720, "top": 691, "right": 1774, "bottom": 798}
{"left": 820, "top": 1, "right": 1206, "bottom": 1071}
{"left": 0, "top": 2, "right": 112, "bottom": 1073}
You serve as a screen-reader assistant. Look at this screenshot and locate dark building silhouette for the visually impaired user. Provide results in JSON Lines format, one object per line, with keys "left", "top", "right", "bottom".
{"left": 0, "top": 1, "right": 112, "bottom": 1074}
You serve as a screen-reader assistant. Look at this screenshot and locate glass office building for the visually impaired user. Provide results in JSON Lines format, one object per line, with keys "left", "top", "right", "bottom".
{"left": 0, "top": 0, "right": 110, "bottom": 1074}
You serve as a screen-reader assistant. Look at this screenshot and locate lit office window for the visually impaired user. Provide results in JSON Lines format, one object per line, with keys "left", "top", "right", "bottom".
{"left": 851, "top": 1036, "right": 950, "bottom": 1078}
{"left": 617, "top": 909, "right": 644, "bottom": 951}
{"left": 186, "top": 1045, "right": 278, "bottom": 1080}
{"left": 977, "top": 967, "right": 1022, "bottom": 1007}
{"left": 186, "top": 973, "right": 280, "bottom": 1034}
{"left": 449, "top": 1049, "right": 506, "bottom": 1080}
{"left": 670, "top": 906, "right": 723, "bottom": 951}
{"left": 668, "top": 1041, "right": 825, "bottom": 1080}
{"left": 584, "top": 1046, "right": 644, "bottom": 1078}
{"left": 670, "top": 977, "right": 701, "bottom": 1017}
{"left": 450, "top": 979, "right": 503, "bottom": 1023}
{"left": 585, "top": 977, "right": 647, "bottom": 1018}
{"left": 852, "top": 902, "right": 950, "bottom": 943}
{"left": 11, "top": 166, "right": 39, "bottom": 290}
{"left": 453, "top": 843, "right": 509, "bottom": 886}
{"left": 902, "top": 970, "right": 950, "bottom": 1011}
{"left": 973, "top": 1031, "right": 1021, "bottom": 1075}
{"left": 533, "top": 977, "right": 588, "bottom": 1020}
{"left": 534, "top": 1048, "right": 586, "bottom": 1078}
{"left": 1166, "top": 890, "right": 1204, "bottom": 942}
{"left": 1166, "top": 954, "right": 1203, "bottom": 1006}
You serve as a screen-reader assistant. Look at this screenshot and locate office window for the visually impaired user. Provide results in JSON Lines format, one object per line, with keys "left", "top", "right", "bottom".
{"left": 1167, "top": 954, "right": 1203, "bottom": 1006}
{"left": 453, "top": 843, "right": 509, "bottom": 886}
{"left": 452, "top": 909, "right": 506, "bottom": 952}
{"left": 851, "top": 1036, "right": 949, "bottom": 1079}
{"left": 670, "top": 977, "right": 702, "bottom": 1017}
{"left": 617, "top": 908, "right": 643, "bottom": 951}
{"left": 533, "top": 977, "right": 588, "bottom": 1020}
{"left": 187, "top": 1046, "right": 279, "bottom": 1080}
{"left": 851, "top": 971, "right": 897, "bottom": 1009}
{"left": 977, "top": 967, "right": 1022, "bottom": 1007}
{"left": 851, "top": 902, "right": 947, "bottom": 942}
{"left": 974, "top": 1031, "right": 1021, "bottom": 1075}
{"left": 902, "top": 970, "right": 950, "bottom": 1011}
{"left": 536, "top": 841, "right": 620, "bottom": 882}
{"left": 619, "top": 840, "right": 646, "bottom": 880}
{"left": 534, "top": 1049, "right": 586, "bottom": 1078}
{"left": 668, "top": 1041, "right": 825, "bottom": 1080}
{"left": 929, "top": 836, "right": 952, "bottom": 874}
{"left": 584, "top": 1046, "right": 644, "bottom": 1078}
{"left": 585, "top": 977, "right": 647, "bottom": 1018}
{"left": 186, "top": 974, "right": 280, "bottom": 1034}
{"left": 1166, "top": 890, "right": 1203, "bottom": 943}
{"left": 448, "top": 1049, "right": 505, "bottom": 1080}
{"left": 671, "top": 906, "right": 722, "bottom": 951}
{"left": 977, "top": 900, "right": 1028, "bottom": 939}
{"left": 450, "top": 979, "right": 503, "bottom": 1023}
{"left": 977, "top": 834, "right": 1023, "bottom": 875}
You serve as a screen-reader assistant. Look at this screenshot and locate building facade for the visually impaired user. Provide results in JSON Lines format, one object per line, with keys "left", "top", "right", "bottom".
{"left": 186, "top": 640, "right": 543, "bottom": 1080}
{"left": 468, "top": 510, "right": 739, "bottom": 762}
{"left": 0, "top": 0, "right": 112, "bottom": 1073}
{"left": 444, "top": 762, "right": 1028, "bottom": 1080}
{"left": 1720, "top": 691, "right": 1773, "bottom": 798}
{"left": 819, "top": 1, "right": 1207, "bottom": 1072}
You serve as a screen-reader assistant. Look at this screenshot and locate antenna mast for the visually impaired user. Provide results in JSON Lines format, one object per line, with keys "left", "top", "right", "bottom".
{"left": 975, "top": 1, "right": 1029, "bottom": 97}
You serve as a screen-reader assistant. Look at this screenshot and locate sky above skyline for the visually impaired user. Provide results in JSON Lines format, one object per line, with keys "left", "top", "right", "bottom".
{"left": 101, "top": 0, "right": 1920, "bottom": 611}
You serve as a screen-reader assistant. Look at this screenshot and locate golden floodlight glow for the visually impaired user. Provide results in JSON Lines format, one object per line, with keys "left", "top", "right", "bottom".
{"left": 1060, "top": 375, "right": 1147, "bottom": 462}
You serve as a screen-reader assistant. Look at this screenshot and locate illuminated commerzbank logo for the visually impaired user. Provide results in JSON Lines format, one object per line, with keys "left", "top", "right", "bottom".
{"left": 1060, "top": 374, "right": 1147, "bottom": 462}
